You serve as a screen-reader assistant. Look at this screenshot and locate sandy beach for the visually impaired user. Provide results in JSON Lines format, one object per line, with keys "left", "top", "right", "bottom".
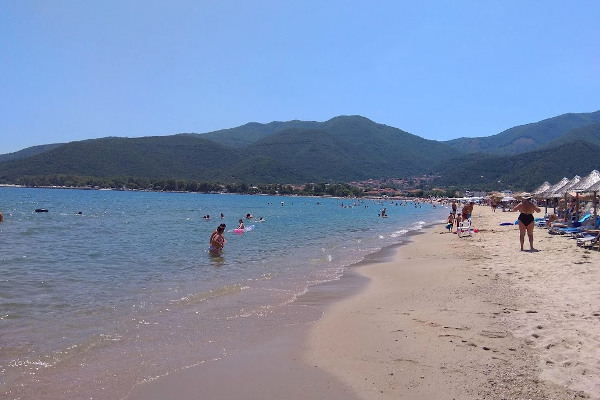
{"left": 128, "top": 204, "right": 599, "bottom": 400}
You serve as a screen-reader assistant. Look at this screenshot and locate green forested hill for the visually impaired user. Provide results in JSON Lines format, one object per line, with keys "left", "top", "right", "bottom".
{"left": 0, "top": 116, "right": 459, "bottom": 185}
{"left": 0, "top": 135, "right": 244, "bottom": 182}
{"left": 542, "top": 122, "right": 600, "bottom": 149}
{"left": 433, "top": 140, "right": 600, "bottom": 191}
{"left": 0, "top": 143, "right": 65, "bottom": 163}
{"left": 446, "top": 110, "right": 600, "bottom": 155}
{"left": 2, "top": 112, "right": 600, "bottom": 191}
{"left": 198, "top": 120, "right": 321, "bottom": 147}
{"left": 247, "top": 116, "right": 457, "bottom": 181}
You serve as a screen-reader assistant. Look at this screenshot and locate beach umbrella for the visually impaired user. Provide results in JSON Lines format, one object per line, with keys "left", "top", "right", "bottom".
{"left": 561, "top": 175, "right": 582, "bottom": 194}
{"left": 573, "top": 170, "right": 600, "bottom": 192}
{"left": 538, "top": 177, "right": 570, "bottom": 214}
{"left": 580, "top": 173, "right": 600, "bottom": 226}
{"left": 541, "top": 177, "right": 570, "bottom": 198}
{"left": 588, "top": 181, "right": 600, "bottom": 224}
{"left": 532, "top": 181, "right": 551, "bottom": 197}
{"left": 559, "top": 176, "right": 582, "bottom": 220}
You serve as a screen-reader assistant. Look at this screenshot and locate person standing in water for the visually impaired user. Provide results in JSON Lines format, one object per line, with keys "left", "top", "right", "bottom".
{"left": 513, "top": 194, "right": 541, "bottom": 252}
{"left": 209, "top": 225, "right": 226, "bottom": 255}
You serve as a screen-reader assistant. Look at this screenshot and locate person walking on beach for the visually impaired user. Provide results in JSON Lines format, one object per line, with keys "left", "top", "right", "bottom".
{"left": 451, "top": 201, "right": 457, "bottom": 216}
{"left": 513, "top": 194, "right": 541, "bottom": 252}
{"left": 462, "top": 201, "right": 474, "bottom": 221}
{"left": 446, "top": 212, "right": 454, "bottom": 232}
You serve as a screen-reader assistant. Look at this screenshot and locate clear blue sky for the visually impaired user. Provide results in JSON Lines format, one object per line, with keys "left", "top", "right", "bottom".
{"left": 2, "top": 0, "right": 599, "bottom": 154}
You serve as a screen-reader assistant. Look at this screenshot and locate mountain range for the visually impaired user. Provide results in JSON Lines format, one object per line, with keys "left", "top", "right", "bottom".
{"left": 2, "top": 111, "right": 600, "bottom": 192}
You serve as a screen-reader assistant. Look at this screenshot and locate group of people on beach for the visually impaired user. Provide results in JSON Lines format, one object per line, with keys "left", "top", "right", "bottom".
{"left": 446, "top": 200, "right": 475, "bottom": 232}
{"left": 447, "top": 195, "right": 542, "bottom": 252}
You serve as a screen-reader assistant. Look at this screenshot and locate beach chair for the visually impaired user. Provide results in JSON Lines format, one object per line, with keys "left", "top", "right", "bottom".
{"left": 548, "top": 213, "right": 592, "bottom": 235}
{"left": 577, "top": 232, "right": 600, "bottom": 249}
{"left": 457, "top": 219, "right": 472, "bottom": 238}
{"left": 534, "top": 217, "right": 547, "bottom": 228}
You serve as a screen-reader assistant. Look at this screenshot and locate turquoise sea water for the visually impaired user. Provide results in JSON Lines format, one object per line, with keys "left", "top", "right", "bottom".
{"left": 0, "top": 187, "right": 447, "bottom": 399}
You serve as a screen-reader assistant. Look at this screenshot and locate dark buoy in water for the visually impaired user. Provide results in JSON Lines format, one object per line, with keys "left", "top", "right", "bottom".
{"left": 35, "top": 208, "right": 49, "bottom": 213}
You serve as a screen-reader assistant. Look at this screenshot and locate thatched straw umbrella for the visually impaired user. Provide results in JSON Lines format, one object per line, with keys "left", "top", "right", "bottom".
{"left": 574, "top": 170, "right": 600, "bottom": 226}
{"left": 532, "top": 181, "right": 551, "bottom": 212}
{"left": 560, "top": 176, "right": 582, "bottom": 221}
{"left": 532, "top": 181, "right": 551, "bottom": 196}
{"left": 539, "top": 177, "right": 570, "bottom": 214}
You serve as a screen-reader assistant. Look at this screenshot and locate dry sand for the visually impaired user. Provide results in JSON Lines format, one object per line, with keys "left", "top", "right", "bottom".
{"left": 128, "top": 205, "right": 599, "bottom": 400}
{"left": 304, "top": 205, "right": 599, "bottom": 400}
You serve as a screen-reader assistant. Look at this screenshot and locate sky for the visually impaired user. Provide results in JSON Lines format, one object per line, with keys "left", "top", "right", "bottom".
{"left": 2, "top": 0, "right": 599, "bottom": 154}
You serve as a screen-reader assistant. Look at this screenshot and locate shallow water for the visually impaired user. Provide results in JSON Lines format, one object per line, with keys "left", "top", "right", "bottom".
{"left": 0, "top": 187, "right": 447, "bottom": 399}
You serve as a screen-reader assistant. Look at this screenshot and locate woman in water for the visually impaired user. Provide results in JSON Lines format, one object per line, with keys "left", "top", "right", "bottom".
{"left": 209, "top": 224, "right": 226, "bottom": 255}
{"left": 513, "top": 194, "right": 541, "bottom": 252}
{"left": 237, "top": 218, "right": 245, "bottom": 230}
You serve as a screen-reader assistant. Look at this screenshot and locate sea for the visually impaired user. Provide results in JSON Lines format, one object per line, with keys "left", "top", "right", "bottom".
{"left": 0, "top": 187, "right": 448, "bottom": 399}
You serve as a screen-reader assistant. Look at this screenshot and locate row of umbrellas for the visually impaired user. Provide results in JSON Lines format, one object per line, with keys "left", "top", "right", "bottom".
{"left": 532, "top": 170, "right": 600, "bottom": 198}
{"left": 530, "top": 170, "right": 600, "bottom": 224}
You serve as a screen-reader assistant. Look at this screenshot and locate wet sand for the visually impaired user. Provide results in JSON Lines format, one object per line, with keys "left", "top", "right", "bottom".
{"left": 128, "top": 205, "right": 599, "bottom": 400}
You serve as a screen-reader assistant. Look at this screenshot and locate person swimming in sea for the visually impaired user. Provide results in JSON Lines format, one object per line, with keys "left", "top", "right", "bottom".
{"left": 237, "top": 218, "right": 244, "bottom": 230}
{"left": 513, "top": 194, "right": 541, "bottom": 252}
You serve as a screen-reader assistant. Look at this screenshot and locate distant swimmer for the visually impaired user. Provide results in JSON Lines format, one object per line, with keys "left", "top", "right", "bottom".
{"left": 245, "top": 213, "right": 254, "bottom": 219}
{"left": 0, "top": 211, "right": 3, "bottom": 223}
{"left": 203, "top": 215, "right": 210, "bottom": 220}
{"left": 237, "top": 219, "right": 245, "bottom": 230}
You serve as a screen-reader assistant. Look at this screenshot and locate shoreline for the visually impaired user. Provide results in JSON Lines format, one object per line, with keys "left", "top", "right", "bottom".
{"left": 128, "top": 205, "right": 598, "bottom": 399}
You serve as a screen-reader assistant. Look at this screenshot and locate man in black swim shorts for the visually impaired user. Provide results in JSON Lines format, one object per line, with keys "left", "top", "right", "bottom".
{"left": 513, "top": 194, "right": 541, "bottom": 251}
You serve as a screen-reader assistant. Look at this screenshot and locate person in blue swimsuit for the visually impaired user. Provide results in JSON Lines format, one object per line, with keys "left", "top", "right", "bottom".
{"left": 513, "top": 194, "right": 541, "bottom": 252}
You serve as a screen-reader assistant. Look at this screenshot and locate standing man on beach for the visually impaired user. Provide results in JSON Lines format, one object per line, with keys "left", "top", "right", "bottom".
{"left": 513, "top": 194, "right": 541, "bottom": 252}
